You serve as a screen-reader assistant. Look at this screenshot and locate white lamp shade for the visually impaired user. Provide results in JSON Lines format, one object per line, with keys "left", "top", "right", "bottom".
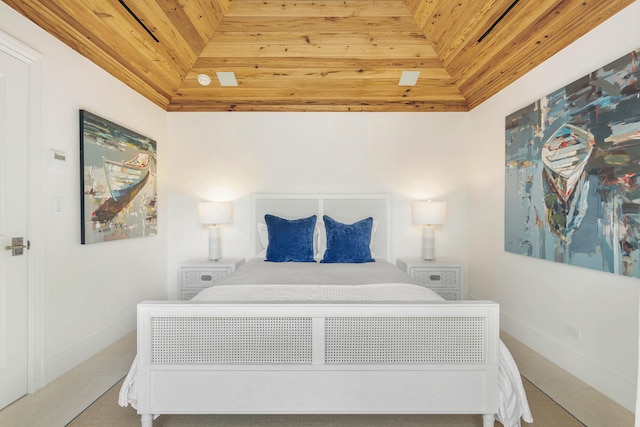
{"left": 198, "top": 202, "right": 232, "bottom": 225}
{"left": 412, "top": 201, "right": 447, "bottom": 225}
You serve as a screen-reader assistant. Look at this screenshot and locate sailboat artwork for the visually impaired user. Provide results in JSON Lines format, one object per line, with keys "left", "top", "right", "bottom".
{"left": 104, "top": 153, "right": 150, "bottom": 202}
{"left": 540, "top": 124, "right": 594, "bottom": 246}
{"left": 541, "top": 124, "right": 594, "bottom": 203}
{"left": 80, "top": 110, "right": 157, "bottom": 244}
{"left": 505, "top": 47, "right": 640, "bottom": 278}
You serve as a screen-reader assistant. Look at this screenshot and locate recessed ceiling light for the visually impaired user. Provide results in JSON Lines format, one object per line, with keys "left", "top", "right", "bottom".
{"left": 197, "top": 73, "right": 211, "bottom": 86}
{"left": 399, "top": 71, "right": 421, "bottom": 86}
{"left": 216, "top": 72, "right": 238, "bottom": 87}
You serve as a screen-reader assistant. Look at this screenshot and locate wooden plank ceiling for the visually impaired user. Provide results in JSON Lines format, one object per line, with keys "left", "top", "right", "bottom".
{"left": 4, "top": 0, "right": 633, "bottom": 112}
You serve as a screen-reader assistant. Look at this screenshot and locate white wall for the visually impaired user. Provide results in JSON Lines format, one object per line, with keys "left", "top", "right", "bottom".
{"left": 166, "top": 112, "right": 470, "bottom": 296}
{"left": 468, "top": 1, "right": 640, "bottom": 411}
{"left": 0, "top": 2, "right": 168, "bottom": 384}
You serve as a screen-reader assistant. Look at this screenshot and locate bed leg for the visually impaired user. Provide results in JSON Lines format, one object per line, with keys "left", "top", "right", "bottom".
{"left": 140, "top": 414, "right": 153, "bottom": 427}
{"left": 482, "top": 413, "right": 495, "bottom": 427}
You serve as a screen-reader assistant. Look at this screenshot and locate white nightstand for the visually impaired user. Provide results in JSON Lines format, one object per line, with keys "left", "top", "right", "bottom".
{"left": 396, "top": 258, "right": 464, "bottom": 300}
{"left": 178, "top": 258, "right": 245, "bottom": 300}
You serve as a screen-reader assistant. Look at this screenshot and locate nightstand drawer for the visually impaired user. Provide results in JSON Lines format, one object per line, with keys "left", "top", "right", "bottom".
{"left": 411, "top": 268, "right": 460, "bottom": 288}
{"left": 178, "top": 258, "right": 244, "bottom": 300}
{"left": 181, "top": 268, "right": 232, "bottom": 289}
{"left": 396, "top": 258, "right": 464, "bottom": 300}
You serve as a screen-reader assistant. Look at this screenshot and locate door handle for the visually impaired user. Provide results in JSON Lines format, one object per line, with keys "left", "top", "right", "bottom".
{"left": 4, "top": 237, "right": 29, "bottom": 256}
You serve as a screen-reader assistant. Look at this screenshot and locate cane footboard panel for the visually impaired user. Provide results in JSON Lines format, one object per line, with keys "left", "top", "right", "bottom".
{"left": 136, "top": 301, "right": 499, "bottom": 420}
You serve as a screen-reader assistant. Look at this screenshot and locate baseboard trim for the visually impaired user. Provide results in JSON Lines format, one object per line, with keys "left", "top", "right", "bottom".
{"left": 0, "top": 331, "right": 136, "bottom": 427}
{"left": 500, "top": 314, "right": 634, "bottom": 425}
{"left": 45, "top": 313, "right": 135, "bottom": 384}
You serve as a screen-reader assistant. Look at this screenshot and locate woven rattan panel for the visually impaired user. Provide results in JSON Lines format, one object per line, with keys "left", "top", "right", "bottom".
{"left": 325, "top": 317, "right": 485, "bottom": 364}
{"left": 151, "top": 317, "right": 312, "bottom": 364}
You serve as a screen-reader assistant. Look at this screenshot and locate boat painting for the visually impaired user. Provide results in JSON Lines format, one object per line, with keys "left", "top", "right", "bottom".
{"left": 103, "top": 153, "right": 150, "bottom": 202}
{"left": 92, "top": 164, "right": 150, "bottom": 223}
{"left": 80, "top": 110, "right": 157, "bottom": 244}
{"left": 541, "top": 124, "right": 594, "bottom": 202}
{"left": 505, "top": 47, "right": 640, "bottom": 278}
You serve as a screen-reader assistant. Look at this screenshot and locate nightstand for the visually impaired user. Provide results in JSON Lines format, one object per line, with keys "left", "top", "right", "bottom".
{"left": 396, "top": 258, "right": 464, "bottom": 300}
{"left": 178, "top": 258, "right": 245, "bottom": 300}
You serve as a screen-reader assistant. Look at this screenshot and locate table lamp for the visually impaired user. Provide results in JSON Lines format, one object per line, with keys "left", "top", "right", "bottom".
{"left": 412, "top": 200, "right": 446, "bottom": 261}
{"left": 198, "top": 201, "right": 232, "bottom": 261}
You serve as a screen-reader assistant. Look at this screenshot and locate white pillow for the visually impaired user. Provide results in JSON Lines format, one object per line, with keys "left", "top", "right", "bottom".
{"left": 257, "top": 222, "right": 269, "bottom": 257}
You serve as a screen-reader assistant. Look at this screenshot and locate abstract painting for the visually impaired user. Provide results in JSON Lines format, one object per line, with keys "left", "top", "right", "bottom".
{"left": 80, "top": 110, "right": 157, "bottom": 244}
{"left": 505, "top": 48, "right": 640, "bottom": 277}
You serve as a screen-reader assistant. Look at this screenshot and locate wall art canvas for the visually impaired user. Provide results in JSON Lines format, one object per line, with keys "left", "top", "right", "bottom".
{"left": 505, "top": 48, "right": 640, "bottom": 277}
{"left": 80, "top": 110, "right": 157, "bottom": 244}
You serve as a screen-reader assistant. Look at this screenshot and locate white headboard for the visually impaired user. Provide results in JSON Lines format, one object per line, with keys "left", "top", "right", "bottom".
{"left": 251, "top": 194, "right": 391, "bottom": 260}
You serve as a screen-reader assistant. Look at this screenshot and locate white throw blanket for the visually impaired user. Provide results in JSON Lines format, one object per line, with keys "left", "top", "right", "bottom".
{"left": 497, "top": 340, "right": 534, "bottom": 426}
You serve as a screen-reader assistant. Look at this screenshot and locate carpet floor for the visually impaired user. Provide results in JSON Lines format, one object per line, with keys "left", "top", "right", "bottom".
{"left": 67, "top": 377, "right": 584, "bottom": 426}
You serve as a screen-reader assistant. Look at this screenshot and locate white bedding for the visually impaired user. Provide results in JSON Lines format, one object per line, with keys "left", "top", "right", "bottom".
{"left": 119, "top": 259, "right": 532, "bottom": 427}
{"left": 194, "top": 282, "right": 443, "bottom": 302}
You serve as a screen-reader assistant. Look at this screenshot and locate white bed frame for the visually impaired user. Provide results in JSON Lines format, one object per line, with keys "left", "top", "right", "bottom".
{"left": 133, "top": 194, "right": 500, "bottom": 426}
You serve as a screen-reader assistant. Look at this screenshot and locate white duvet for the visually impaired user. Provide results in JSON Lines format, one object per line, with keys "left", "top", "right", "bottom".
{"left": 119, "top": 259, "right": 532, "bottom": 427}
{"left": 193, "top": 282, "right": 447, "bottom": 302}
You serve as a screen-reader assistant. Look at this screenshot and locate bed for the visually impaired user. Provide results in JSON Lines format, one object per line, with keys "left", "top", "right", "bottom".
{"left": 119, "top": 194, "right": 532, "bottom": 427}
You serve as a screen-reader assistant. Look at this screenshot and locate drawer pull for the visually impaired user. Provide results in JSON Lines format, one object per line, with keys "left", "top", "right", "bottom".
{"left": 429, "top": 274, "right": 442, "bottom": 281}
{"left": 201, "top": 274, "right": 213, "bottom": 281}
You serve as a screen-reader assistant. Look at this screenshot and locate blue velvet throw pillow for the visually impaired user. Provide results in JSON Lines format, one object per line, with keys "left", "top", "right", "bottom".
{"left": 320, "top": 215, "right": 375, "bottom": 263}
{"left": 265, "top": 214, "right": 317, "bottom": 262}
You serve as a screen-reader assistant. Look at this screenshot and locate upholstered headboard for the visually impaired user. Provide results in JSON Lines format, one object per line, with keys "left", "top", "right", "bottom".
{"left": 251, "top": 194, "right": 391, "bottom": 260}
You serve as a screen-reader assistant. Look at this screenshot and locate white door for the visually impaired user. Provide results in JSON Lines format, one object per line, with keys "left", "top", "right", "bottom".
{"left": 0, "top": 46, "right": 30, "bottom": 410}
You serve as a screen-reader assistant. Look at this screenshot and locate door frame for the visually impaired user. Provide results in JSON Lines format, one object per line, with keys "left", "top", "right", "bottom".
{"left": 0, "top": 31, "right": 45, "bottom": 393}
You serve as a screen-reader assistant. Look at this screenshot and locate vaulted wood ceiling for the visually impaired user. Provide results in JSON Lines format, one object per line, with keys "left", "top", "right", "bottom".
{"left": 4, "top": 0, "right": 633, "bottom": 112}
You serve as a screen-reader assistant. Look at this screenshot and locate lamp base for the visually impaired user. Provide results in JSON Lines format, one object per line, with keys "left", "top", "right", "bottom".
{"left": 422, "top": 225, "right": 436, "bottom": 261}
{"left": 208, "top": 226, "right": 221, "bottom": 261}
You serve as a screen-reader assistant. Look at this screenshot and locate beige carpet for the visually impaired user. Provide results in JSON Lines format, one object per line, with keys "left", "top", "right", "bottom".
{"left": 67, "top": 377, "right": 584, "bottom": 426}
